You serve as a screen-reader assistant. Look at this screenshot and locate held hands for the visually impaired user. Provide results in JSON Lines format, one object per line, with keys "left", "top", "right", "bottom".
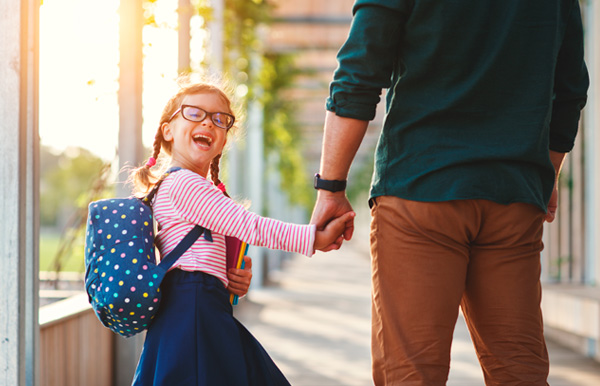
{"left": 312, "top": 191, "right": 356, "bottom": 252}
{"left": 314, "top": 211, "right": 356, "bottom": 251}
{"left": 226, "top": 255, "right": 252, "bottom": 297}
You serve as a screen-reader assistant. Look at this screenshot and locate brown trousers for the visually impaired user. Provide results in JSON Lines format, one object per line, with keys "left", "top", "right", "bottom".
{"left": 370, "top": 197, "right": 549, "bottom": 386}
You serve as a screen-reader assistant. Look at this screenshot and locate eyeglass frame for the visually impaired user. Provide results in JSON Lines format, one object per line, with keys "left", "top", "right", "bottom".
{"left": 168, "top": 104, "right": 235, "bottom": 130}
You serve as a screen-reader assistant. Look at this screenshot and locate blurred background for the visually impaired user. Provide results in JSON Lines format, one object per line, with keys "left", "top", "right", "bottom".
{"left": 34, "top": 1, "right": 384, "bottom": 384}
{"left": 3, "top": 0, "right": 600, "bottom": 385}
{"left": 37, "top": 0, "right": 383, "bottom": 288}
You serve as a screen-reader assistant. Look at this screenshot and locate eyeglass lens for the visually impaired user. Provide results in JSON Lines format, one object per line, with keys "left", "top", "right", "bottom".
{"left": 182, "top": 106, "right": 234, "bottom": 129}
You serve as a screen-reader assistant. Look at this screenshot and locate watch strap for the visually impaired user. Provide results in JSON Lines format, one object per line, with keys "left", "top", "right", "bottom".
{"left": 314, "top": 173, "right": 347, "bottom": 192}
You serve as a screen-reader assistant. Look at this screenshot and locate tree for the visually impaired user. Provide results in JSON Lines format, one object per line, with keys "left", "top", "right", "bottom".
{"left": 40, "top": 146, "right": 111, "bottom": 228}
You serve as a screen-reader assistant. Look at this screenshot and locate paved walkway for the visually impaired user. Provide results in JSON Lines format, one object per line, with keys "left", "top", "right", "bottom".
{"left": 235, "top": 226, "right": 600, "bottom": 385}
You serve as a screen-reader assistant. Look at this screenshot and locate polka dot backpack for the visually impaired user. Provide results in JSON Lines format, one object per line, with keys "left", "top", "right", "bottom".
{"left": 83, "top": 167, "right": 211, "bottom": 337}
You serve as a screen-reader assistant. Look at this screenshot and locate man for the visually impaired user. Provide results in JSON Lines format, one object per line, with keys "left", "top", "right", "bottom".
{"left": 311, "top": 1, "right": 589, "bottom": 385}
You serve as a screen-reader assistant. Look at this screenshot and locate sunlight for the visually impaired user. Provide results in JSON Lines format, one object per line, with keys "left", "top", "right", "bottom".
{"left": 40, "top": 0, "right": 120, "bottom": 161}
{"left": 142, "top": 0, "right": 179, "bottom": 151}
{"left": 39, "top": 0, "right": 193, "bottom": 161}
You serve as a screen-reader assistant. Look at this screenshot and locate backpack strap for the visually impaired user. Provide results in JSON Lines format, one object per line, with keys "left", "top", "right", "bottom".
{"left": 143, "top": 167, "right": 213, "bottom": 270}
{"left": 142, "top": 166, "right": 183, "bottom": 204}
{"left": 157, "top": 224, "right": 205, "bottom": 270}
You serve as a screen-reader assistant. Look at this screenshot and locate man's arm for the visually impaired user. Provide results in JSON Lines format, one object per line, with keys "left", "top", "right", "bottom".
{"left": 319, "top": 111, "right": 369, "bottom": 181}
{"left": 545, "top": 2, "right": 587, "bottom": 223}
{"left": 312, "top": 3, "right": 408, "bottom": 246}
{"left": 548, "top": 0, "right": 588, "bottom": 152}
{"left": 310, "top": 112, "right": 369, "bottom": 243}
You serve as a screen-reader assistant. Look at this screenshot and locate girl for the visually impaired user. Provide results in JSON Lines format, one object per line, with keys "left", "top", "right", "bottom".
{"left": 129, "top": 81, "right": 354, "bottom": 386}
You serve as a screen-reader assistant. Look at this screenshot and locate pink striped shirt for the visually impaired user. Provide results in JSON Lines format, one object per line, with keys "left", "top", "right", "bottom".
{"left": 153, "top": 169, "right": 316, "bottom": 286}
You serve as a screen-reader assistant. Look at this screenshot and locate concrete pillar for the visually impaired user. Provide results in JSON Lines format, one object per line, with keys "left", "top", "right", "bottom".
{"left": 117, "top": 0, "right": 145, "bottom": 190}
{"left": 208, "top": 0, "right": 224, "bottom": 74}
{"left": 178, "top": 0, "right": 192, "bottom": 74}
{"left": 265, "top": 153, "right": 291, "bottom": 271}
{"left": 0, "top": 0, "right": 40, "bottom": 385}
{"left": 246, "top": 56, "right": 266, "bottom": 287}
{"left": 584, "top": 0, "right": 599, "bottom": 285}
{"left": 114, "top": 0, "right": 146, "bottom": 384}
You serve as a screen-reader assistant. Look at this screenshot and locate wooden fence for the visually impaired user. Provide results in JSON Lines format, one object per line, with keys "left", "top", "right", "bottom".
{"left": 39, "top": 294, "right": 114, "bottom": 386}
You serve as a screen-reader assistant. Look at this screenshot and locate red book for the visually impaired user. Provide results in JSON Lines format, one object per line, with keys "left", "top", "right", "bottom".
{"left": 225, "top": 236, "right": 249, "bottom": 305}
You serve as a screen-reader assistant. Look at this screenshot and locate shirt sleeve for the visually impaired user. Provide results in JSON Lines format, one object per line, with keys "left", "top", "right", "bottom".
{"left": 549, "top": 0, "right": 589, "bottom": 153}
{"left": 168, "top": 171, "right": 316, "bottom": 257}
{"left": 326, "top": 0, "right": 411, "bottom": 121}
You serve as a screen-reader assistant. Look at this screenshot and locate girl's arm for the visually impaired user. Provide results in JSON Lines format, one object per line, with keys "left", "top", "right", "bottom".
{"left": 167, "top": 171, "right": 315, "bottom": 256}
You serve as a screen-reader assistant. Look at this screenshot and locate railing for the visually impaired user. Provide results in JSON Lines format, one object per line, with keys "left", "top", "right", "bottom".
{"left": 39, "top": 293, "right": 114, "bottom": 386}
{"left": 542, "top": 132, "right": 586, "bottom": 284}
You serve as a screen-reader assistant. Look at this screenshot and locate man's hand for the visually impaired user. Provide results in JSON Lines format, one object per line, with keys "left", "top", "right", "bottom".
{"left": 314, "top": 211, "right": 356, "bottom": 251}
{"left": 311, "top": 190, "right": 355, "bottom": 251}
{"left": 545, "top": 181, "right": 558, "bottom": 223}
{"left": 545, "top": 150, "right": 567, "bottom": 223}
{"left": 226, "top": 256, "right": 252, "bottom": 297}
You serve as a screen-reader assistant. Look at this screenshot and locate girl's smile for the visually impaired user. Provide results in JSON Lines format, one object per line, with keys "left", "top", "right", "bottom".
{"left": 192, "top": 133, "right": 213, "bottom": 149}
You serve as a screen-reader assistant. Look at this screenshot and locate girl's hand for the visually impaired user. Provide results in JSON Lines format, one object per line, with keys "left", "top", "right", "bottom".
{"left": 226, "top": 256, "right": 252, "bottom": 297}
{"left": 314, "top": 211, "right": 356, "bottom": 252}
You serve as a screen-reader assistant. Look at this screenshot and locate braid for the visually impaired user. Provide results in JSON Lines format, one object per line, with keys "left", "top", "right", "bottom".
{"left": 128, "top": 126, "right": 163, "bottom": 197}
{"left": 210, "top": 154, "right": 230, "bottom": 198}
{"left": 151, "top": 128, "right": 163, "bottom": 161}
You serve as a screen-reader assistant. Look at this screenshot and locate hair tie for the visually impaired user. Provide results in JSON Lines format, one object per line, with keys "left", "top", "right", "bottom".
{"left": 217, "top": 182, "right": 226, "bottom": 193}
{"left": 145, "top": 157, "right": 156, "bottom": 167}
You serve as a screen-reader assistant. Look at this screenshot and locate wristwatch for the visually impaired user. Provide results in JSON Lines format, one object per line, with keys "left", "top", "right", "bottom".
{"left": 313, "top": 173, "right": 347, "bottom": 192}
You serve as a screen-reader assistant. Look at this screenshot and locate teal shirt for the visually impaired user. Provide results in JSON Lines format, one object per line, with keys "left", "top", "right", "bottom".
{"left": 327, "top": 0, "right": 589, "bottom": 211}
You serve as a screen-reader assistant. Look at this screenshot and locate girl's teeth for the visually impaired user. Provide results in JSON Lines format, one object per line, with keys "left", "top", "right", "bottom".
{"left": 193, "top": 135, "right": 212, "bottom": 145}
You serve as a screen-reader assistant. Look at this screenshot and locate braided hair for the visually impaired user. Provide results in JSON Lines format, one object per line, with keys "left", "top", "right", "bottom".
{"left": 209, "top": 154, "right": 230, "bottom": 198}
{"left": 129, "top": 81, "right": 237, "bottom": 197}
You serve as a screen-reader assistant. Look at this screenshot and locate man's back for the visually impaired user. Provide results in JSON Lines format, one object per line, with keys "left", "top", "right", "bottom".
{"left": 327, "top": 0, "right": 588, "bottom": 209}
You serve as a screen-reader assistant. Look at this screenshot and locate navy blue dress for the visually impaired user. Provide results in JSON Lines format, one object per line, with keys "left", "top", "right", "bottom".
{"left": 132, "top": 270, "right": 290, "bottom": 386}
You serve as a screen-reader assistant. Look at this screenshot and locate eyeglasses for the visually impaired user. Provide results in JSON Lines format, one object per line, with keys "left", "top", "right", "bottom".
{"left": 169, "top": 105, "right": 235, "bottom": 130}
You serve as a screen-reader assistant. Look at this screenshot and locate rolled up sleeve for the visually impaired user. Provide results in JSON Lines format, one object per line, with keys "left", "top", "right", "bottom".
{"left": 326, "top": 1, "right": 410, "bottom": 121}
{"left": 549, "top": 0, "right": 589, "bottom": 152}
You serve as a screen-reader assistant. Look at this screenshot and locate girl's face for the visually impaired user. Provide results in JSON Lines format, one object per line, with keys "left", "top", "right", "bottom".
{"left": 162, "top": 92, "right": 231, "bottom": 177}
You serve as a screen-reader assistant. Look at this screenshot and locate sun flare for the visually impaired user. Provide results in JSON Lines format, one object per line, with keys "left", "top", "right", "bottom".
{"left": 39, "top": 0, "right": 194, "bottom": 161}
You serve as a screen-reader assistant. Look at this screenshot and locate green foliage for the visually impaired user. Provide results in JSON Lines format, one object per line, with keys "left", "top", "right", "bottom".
{"left": 261, "top": 53, "right": 313, "bottom": 207}
{"left": 40, "top": 146, "right": 110, "bottom": 227}
{"left": 40, "top": 233, "right": 85, "bottom": 272}
{"left": 221, "top": 0, "right": 312, "bottom": 208}
{"left": 40, "top": 146, "right": 113, "bottom": 276}
{"left": 223, "top": 0, "right": 272, "bottom": 64}
{"left": 145, "top": 0, "right": 311, "bottom": 209}
{"left": 220, "top": 0, "right": 272, "bottom": 107}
